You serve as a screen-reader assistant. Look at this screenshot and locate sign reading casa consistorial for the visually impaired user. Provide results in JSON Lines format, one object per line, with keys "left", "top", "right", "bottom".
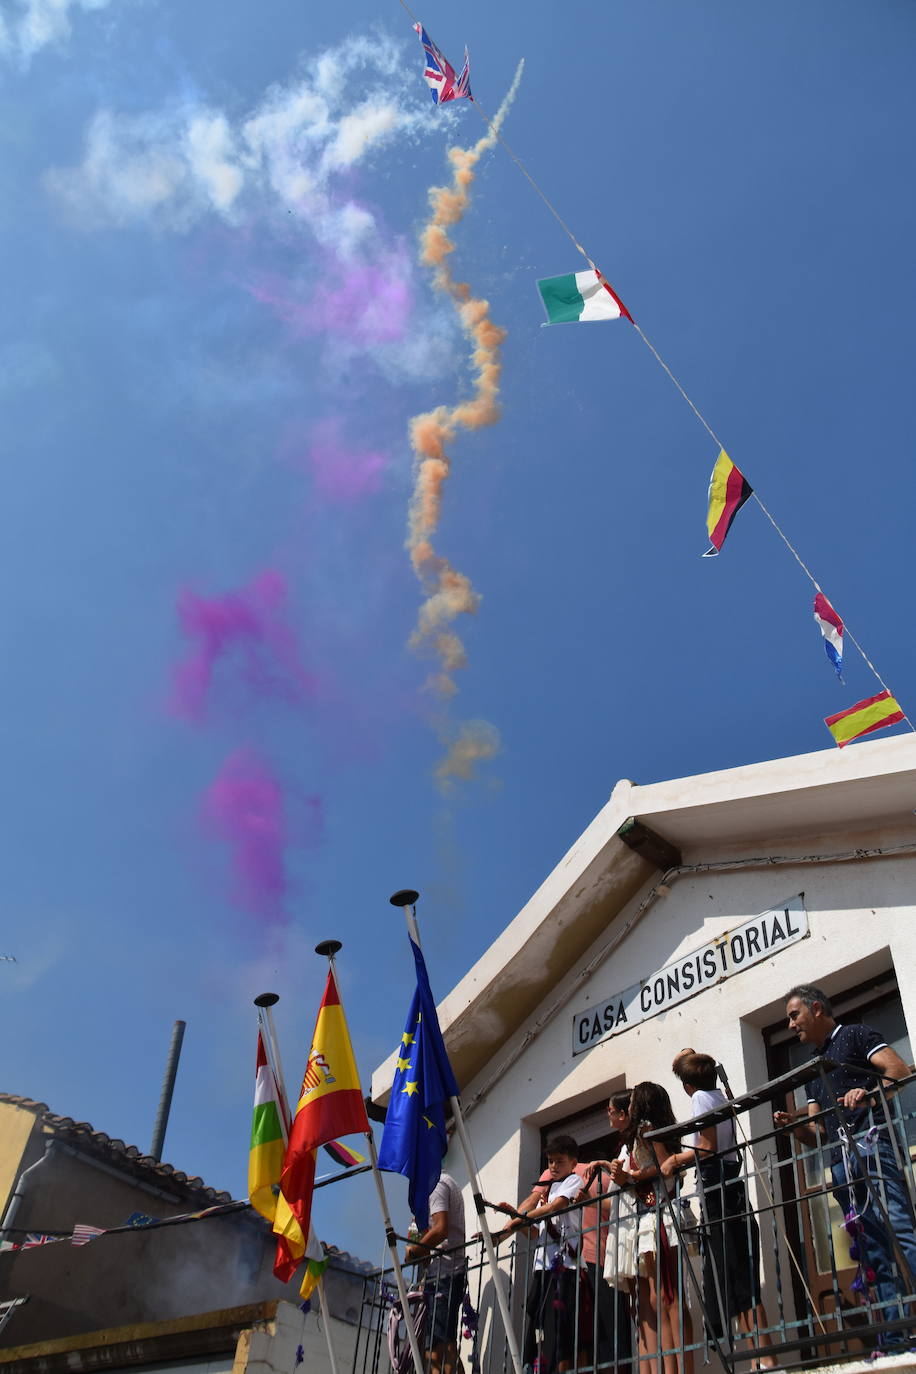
{"left": 572, "top": 895, "right": 809, "bottom": 1055}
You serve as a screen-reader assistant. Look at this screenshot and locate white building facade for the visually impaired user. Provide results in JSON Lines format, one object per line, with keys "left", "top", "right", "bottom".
{"left": 372, "top": 733, "right": 916, "bottom": 1342}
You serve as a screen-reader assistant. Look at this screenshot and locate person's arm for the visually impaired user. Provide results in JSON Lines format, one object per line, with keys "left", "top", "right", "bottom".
{"left": 405, "top": 1208, "right": 449, "bottom": 1262}
{"left": 773, "top": 1099, "right": 820, "bottom": 1147}
{"left": 661, "top": 1123, "right": 716, "bottom": 1177}
{"left": 839, "top": 1045, "right": 912, "bottom": 1108}
{"left": 493, "top": 1184, "right": 546, "bottom": 1240}
{"left": 526, "top": 1178, "right": 580, "bottom": 1223}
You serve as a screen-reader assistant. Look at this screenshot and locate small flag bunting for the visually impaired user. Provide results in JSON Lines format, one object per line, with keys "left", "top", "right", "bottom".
{"left": 71, "top": 1225, "right": 105, "bottom": 1246}
{"left": 813, "top": 593, "right": 844, "bottom": 681}
{"left": 824, "top": 689, "right": 905, "bottom": 748}
{"left": 703, "top": 449, "right": 753, "bottom": 556}
{"left": 537, "top": 269, "right": 631, "bottom": 325}
{"left": 322, "top": 1139, "right": 367, "bottom": 1168}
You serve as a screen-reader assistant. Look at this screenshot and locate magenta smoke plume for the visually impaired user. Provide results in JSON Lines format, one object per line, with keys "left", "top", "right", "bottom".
{"left": 202, "top": 748, "right": 320, "bottom": 927}
{"left": 307, "top": 418, "right": 386, "bottom": 502}
{"left": 172, "top": 569, "right": 316, "bottom": 721}
{"left": 246, "top": 248, "right": 413, "bottom": 347}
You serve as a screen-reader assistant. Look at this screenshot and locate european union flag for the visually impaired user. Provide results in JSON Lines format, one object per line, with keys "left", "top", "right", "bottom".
{"left": 377, "top": 937, "right": 460, "bottom": 1229}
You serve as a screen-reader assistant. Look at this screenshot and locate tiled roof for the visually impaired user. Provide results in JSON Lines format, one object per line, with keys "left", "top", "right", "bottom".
{"left": 323, "top": 1243, "right": 375, "bottom": 1275}
{"left": 0, "top": 1094, "right": 233, "bottom": 1205}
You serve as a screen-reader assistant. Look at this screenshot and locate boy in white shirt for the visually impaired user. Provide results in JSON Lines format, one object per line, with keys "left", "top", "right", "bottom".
{"left": 663, "top": 1051, "right": 774, "bottom": 1368}
{"left": 497, "top": 1134, "right": 583, "bottom": 1374}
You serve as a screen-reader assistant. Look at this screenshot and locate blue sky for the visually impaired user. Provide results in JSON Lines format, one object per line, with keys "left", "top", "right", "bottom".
{"left": 1, "top": 0, "right": 914, "bottom": 1262}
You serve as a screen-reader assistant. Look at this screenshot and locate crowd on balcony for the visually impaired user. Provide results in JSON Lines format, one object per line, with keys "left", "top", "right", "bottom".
{"left": 393, "top": 983, "right": 916, "bottom": 1374}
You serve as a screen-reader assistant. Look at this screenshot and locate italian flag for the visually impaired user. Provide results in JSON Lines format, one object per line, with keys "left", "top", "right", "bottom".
{"left": 537, "top": 269, "right": 631, "bottom": 324}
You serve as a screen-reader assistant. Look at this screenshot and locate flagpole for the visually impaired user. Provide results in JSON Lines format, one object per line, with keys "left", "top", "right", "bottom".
{"left": 253, "top": 993, "right": 341, "bottom": 1374}
{"left": 254, "top": 994, "right": 291, "bottom": 1137}
{"left": 389, "top": 892, "right": 525, "bottom": 1374}
{"left": 314, "top": 941, "right": 427, "bottom": 1374}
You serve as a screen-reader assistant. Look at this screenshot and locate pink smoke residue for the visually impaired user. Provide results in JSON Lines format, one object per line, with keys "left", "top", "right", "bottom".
{"left": 247, "top": 250, "right": 413, "bottom": 346}
{"left": 171, "top": 569, "right": 317, "bottom": 721}
{"left": 307, "top": 418, "right": 386, "bottom": 501}
{"left": 202, "top": 748, "right": 320, "bottom": 927}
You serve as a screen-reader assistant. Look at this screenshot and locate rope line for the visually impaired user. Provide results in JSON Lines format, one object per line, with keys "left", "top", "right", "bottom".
{"left": 397, "top": 10, "right": 912, "bottom": 734}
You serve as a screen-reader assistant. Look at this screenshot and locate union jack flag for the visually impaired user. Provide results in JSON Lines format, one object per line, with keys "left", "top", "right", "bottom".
{"left": 413, "top": 23, "right": 471, "bottom": 105}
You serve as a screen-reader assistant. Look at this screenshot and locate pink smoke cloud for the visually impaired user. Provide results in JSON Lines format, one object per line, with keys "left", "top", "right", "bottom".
{"left": 306, "top": 418, "right": 386, "bottom": 501}
{"left": 246, "top": 248, "right": 413, "bottom": 346}
{"left": 171, "top": 569, "right": 317, "bottom": 721}
{"left": 202, "top": 748, "right": 321, "bottom": 927}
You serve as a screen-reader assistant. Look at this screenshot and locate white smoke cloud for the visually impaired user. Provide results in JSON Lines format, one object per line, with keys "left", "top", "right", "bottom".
{"left": 44, "top": 33, "right": 435, "bottom": 253}
{"left": 43, "top": 33, "right": 461, "bottom": 381}
{"left": 0, "top": 0, "right": 116, "bottom": 65}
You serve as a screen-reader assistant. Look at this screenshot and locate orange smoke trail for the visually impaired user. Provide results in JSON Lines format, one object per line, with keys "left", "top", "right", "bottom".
{"left": 407, "top": 63, "right": 523, "bottom": 780}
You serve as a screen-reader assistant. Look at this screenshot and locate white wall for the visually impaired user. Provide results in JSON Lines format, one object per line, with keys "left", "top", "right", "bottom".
{"left": 458, "top": 846, "right": 916, "bottom": 1222}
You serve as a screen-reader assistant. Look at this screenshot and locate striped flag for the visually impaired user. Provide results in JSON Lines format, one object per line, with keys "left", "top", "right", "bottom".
{"left": 71, "top": 1225, "right": 105, "bottom": 1246}
{"left": 249, "top": 1029, "right": 287, "bottom": 1224}
{"left": 813, "top": 593, "right": 844, "bottom": 681}
{"left": 273, "top": 971, "right": 369, "bottom": 1282}
{"left": 824, "top": 689, "right": 905, "bottom": 747}
{"left": 537, "top": 269, "right": 631, "bottom": 325}
{"left": 703, "top": 449, "right": 753, "bottom": 556}
{"left": 300, "top": 1228, "right": 328, "bottom": 1303}
{"left": 323, "top": 1139, "right": 367, "bottom": 1168}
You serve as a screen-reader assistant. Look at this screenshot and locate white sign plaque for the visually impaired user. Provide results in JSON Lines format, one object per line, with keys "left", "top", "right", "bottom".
{"left": 572, "top": 894, "right": 808, "bottom": 1055}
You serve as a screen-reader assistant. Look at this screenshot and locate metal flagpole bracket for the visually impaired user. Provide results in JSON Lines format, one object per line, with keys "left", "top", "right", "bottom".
{"left": 390, "top": 890, "right": 421, "bottom": 944}
{"left": 389, "top": 890, "right": 419, "bottom": 908}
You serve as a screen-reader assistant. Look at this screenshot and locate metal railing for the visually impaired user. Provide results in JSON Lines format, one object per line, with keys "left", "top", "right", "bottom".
{"left": 352, "top": 1060, "right": 916, "bottom": 1374}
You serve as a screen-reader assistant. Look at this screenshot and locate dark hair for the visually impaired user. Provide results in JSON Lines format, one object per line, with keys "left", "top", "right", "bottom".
{"left": 785, "top": 983, "right": 833, "bottom": 1016}
{"left": 624, "top": 1081, "right": 680, "bottom": 1150}
{"left": 673, "top": 1052, "right": 718, "bottom": 1091}
{"left": 609, "top": 1090, "right": 632, "bottom": 1115}
{"left": 545, "top": 1134, "right": 578, "bottom": 1160}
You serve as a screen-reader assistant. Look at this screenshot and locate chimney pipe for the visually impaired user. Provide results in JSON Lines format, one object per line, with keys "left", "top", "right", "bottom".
{"left": 150, "top": 1020, "right": 186, "bottom": 1162}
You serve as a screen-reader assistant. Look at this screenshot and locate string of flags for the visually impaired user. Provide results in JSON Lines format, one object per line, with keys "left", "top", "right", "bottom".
{"left": 0, "top": 1202, "right": 248, "bottom": 1253}
{"left": 408, "top": 16, "right": 911, "bottom": 752}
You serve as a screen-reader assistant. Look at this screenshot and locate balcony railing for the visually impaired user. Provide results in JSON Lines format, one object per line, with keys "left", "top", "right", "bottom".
{"left": 351, "top": 1060, "right": 916, "bottom": 1374}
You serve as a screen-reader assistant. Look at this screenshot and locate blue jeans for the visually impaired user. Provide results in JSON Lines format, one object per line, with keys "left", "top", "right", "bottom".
{"left": 831, "top": 1136, "right": 916, "bottom": 1334}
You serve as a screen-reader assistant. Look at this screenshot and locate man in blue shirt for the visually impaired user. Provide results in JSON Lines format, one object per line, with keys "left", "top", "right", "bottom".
{"left": 774, "top": 983, "right": 916, "bottom": 1344}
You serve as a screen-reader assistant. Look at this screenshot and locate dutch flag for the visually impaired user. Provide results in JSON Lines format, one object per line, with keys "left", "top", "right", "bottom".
{"left": 814, "top": 593, "right": 844, "bottom": 681}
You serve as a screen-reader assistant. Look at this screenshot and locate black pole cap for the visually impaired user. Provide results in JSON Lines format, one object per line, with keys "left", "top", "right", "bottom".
{"left": 315, "top": 940, "right": 342, "bottom": 957}
{"left": 254, "top": 993, "right": 280, "bottom": 1007}
{"left": 389, "top": 889, "right": 419, "bottom": 907}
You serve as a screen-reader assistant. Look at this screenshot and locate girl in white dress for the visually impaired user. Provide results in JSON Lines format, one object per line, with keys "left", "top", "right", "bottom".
{"left": 603, "top": 1082, "right": 694, "bottom": 1374}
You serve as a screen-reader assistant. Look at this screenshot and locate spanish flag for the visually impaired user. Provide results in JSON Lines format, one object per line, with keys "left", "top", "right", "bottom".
{"left": 824, "top": 689, "right": 905, "bottom": 748}
{"left": 703, "top": 449, "right": 753, "bottom": 556}
{"left": 273, "top": 971, "right": 369, "bottom": 1282}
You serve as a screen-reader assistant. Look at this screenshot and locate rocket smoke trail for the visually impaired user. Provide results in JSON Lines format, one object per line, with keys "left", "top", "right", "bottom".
{"left": 407, "top": 61, "right": 524, "bottom": 783}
